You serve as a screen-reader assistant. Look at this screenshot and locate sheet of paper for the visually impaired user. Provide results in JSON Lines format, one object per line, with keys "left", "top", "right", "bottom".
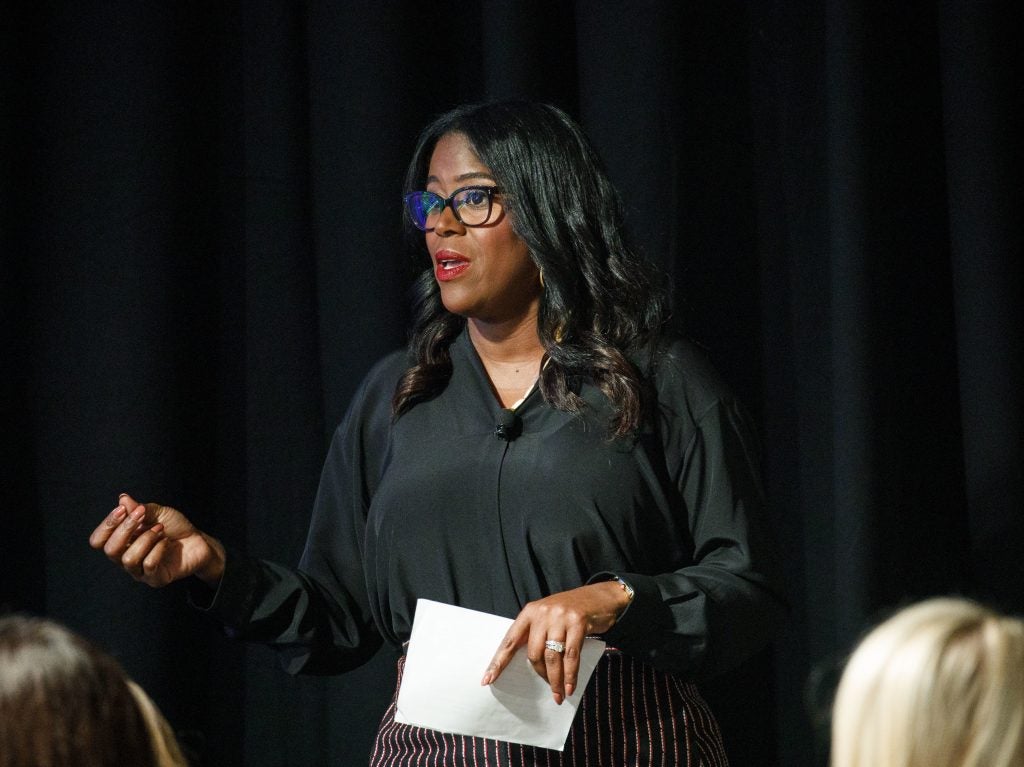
{"left": 394, "top": 599, "right": 606, "bottom": 751}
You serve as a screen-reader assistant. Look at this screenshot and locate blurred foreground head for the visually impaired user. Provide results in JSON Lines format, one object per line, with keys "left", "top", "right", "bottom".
{"left": 0, "top": 614, "right": 188, "bottom": 767}
{"left": 831, "top": 597, "right": 1024, "bottom": 767}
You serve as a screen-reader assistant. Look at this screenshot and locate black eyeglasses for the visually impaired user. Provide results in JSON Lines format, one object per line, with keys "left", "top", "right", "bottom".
{"left": 403, "top": 185, "right": 501, "bottom": 231}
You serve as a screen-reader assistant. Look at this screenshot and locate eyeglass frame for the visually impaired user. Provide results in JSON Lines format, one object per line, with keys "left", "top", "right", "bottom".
{"left": 402, "top": 185, "right": 503, "bottom": 231}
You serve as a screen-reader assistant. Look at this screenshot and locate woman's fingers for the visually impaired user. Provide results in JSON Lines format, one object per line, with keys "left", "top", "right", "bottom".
{"left": 562, "top": 623, "right": 588, "bottom": 698}
{"left": 482, "top": 612, "right": 584, "bottom": 705}
{"left": 121, "top": 524, "right": 165, "bottom": 581}
{"left": 90, "top": 493, "right": 147, "bottom": 549}
{"left": 534, "top": 625, "right": 587, "bottom": 704}
{"left": 481, "top": 620, "right": 527, "bottom": 687}
{"left": 482, "top": 583, "right": 628, "bottom": 704}
{"left": 95, "top": 495, "right": 168, "bottom": 576}
{"left": 526, "top": 624, "right": 553, "bottom": 680}
{"left": 89, "top": 493, "right": 220, "bottom": 588}
{"left": 88, "top": 504, "right": 128, "bottom": 549}
{"left": 538, "top": 631, "right": 567, "bottom": 704}
{"left": 142, "top": 536, "right": 170, "bottom": 580}
{"left": 100, "top": 504, "right": 149, "bottom": 562}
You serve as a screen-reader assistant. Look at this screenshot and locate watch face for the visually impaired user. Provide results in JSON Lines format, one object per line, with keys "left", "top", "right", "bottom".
{"left": 615, "top": 577, "right": 634, "bottom": 600}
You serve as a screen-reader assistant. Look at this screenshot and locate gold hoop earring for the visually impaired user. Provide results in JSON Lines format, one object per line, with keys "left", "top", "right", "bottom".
{"left": 539, "top": 269, "right": 545, "bottom": 289}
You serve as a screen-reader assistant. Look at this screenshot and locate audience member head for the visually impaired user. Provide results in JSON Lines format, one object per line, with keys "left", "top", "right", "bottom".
{"left": 0, "top": 614, "right": 188, "bottom": 767}
{"left": 831, "top": 597, "right": 1024, "bottom": 767}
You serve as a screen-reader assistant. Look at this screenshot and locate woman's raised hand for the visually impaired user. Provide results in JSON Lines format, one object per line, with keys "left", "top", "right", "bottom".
{"left": 480, "top": 581, "right": 630, "bottom": 705}
{"left": 88, "top": 494, "right": 226, "bottom": 588}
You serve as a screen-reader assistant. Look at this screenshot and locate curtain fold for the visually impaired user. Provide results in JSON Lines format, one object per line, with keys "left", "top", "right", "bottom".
{"left": 940, "top": 0, "right": 1024, "bottom": 613}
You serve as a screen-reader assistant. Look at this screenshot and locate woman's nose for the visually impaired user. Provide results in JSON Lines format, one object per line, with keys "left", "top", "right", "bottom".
{"left": 432, "top": 204, "right": 465, "bottom": 236}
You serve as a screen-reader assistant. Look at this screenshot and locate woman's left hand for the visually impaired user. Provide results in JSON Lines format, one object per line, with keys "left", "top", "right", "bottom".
{"left": 480, "top": 581, "right": 631, "bottom": 704}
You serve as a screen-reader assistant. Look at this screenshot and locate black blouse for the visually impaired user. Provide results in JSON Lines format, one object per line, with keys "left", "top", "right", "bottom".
{"left": 201, "top": 330, "right": 786, "bottom": 680}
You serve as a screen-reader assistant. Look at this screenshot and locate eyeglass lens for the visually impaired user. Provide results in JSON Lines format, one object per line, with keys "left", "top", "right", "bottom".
{"left": 404, "top": 187, "right": 496, "bottom": 231}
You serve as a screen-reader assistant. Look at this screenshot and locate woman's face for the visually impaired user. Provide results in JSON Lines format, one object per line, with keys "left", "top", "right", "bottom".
{"left": 425, "top": 132, "right": 541, "bottom": 325}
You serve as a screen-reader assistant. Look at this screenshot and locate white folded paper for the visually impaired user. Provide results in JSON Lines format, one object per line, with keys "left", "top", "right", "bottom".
{"left": 395, "top": 599, "right": 606, "bottom": 751}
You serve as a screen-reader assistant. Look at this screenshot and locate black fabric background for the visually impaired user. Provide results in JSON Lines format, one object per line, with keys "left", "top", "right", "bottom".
{"left": 2, "top": 2, "right": 1020, "bottom": 765}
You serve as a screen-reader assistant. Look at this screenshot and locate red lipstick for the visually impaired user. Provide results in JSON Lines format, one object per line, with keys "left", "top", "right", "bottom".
{"left": 434, "top": 249, "right": 470, "bottom": 282}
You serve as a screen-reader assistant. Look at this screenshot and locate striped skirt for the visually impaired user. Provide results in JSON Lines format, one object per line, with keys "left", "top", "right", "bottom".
{"left": 369, "top": 649, "right": 728, "bottom": 767}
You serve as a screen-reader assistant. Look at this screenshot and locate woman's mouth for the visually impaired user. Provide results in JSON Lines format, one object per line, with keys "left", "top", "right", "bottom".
{"left": 434, "top": 251, "right": 470, "bottom": 282}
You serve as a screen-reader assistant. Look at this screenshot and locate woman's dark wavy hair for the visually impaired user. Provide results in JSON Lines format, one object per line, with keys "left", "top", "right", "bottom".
{"left": 393, "top": 101, "right": 669, "bottom": 437}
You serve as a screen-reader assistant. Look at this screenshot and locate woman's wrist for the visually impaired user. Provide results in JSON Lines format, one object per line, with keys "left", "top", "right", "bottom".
{"left": 610, "top": 576, "right": 634, "bottom": 618}
{"left": 194, "top": 533, "right": 227, "bottom": 586}
{"left": 589, "top": 578, "right": 633, "bottom": 624}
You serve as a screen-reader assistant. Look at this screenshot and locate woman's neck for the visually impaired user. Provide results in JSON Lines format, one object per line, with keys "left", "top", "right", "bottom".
{"left": 467, "top": 315, "right": 546, "bottom": 407}
{"left": 468, "top": 315, "right": 544, "bottom": 364}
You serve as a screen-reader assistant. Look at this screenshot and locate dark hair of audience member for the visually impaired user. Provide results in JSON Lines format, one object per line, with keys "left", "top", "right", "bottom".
{"left": 0, "top": 614, "right": 188, "bottom": 767}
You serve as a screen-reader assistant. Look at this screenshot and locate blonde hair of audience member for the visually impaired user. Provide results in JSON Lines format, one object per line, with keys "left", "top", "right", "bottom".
{"left": 0, "top": 614, "right": 189, "bottom": 767}
{"left": 128, "top": 679, "right": 191, "bottom": 767}
{"left": 831, "top": 597, "right": 1024, "bottom": 767}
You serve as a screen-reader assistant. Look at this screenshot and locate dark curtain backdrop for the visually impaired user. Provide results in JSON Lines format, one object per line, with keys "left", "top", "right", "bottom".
{"left": 2, "top": 2, "right": 1021, "bottom": 766}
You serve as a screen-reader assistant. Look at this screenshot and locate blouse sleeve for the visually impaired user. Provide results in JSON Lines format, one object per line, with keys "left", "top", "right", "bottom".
{"left": 590, "top": 343, "right": 787, "bottom": 679}
{"left": 189, "top": 352, "right": 404, "bottom": 675}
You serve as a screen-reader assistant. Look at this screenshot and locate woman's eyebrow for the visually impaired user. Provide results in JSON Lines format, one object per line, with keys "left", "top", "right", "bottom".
{"left": 426, "top": 171, "right": 498, "bottom": 185}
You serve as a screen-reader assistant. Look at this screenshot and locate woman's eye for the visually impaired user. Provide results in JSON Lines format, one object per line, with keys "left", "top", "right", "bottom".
{"left": 460, "top": 189, "right": 488, "bottom": 208}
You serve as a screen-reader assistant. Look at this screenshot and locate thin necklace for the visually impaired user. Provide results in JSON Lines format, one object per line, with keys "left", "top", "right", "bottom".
{"left": 509, "top": 357, "right": 551, "bottom": 410}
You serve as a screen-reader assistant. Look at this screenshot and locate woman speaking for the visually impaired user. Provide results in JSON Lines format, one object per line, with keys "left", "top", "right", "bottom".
{"left": 91, "top": 100, "right": 786, "bottom": 766}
